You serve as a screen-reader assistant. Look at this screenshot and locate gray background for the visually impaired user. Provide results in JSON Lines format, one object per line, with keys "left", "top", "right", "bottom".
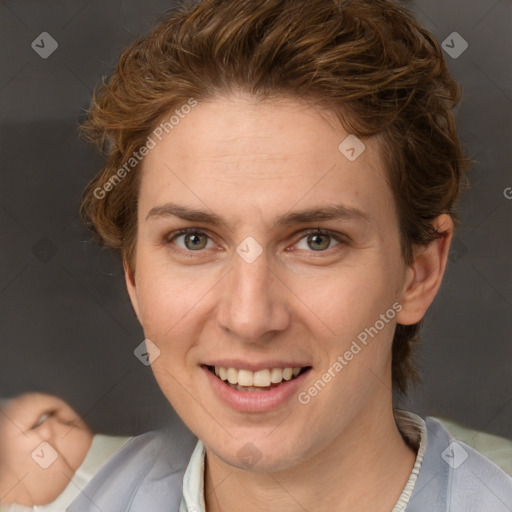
{"left": 0, "top": 0, "right": 511, "bottom": 438}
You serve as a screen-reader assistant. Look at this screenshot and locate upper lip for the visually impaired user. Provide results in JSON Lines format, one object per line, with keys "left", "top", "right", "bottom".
{"left": 203, "top": 360, "right": 312, "bottom": 372}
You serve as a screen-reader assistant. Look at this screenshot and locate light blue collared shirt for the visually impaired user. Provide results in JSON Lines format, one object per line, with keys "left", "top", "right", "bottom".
{"left": 68, "top": 410, "right": 512, "bottom": 512}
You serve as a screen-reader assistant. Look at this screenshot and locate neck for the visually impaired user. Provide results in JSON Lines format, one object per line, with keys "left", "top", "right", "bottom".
{"left": 204, "top": 391, "right": 417, "bottom": 512}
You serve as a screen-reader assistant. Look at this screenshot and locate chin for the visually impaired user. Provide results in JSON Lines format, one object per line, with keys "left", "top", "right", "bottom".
{"left": 206, "top": 435, "right": 302, "bottom": 473}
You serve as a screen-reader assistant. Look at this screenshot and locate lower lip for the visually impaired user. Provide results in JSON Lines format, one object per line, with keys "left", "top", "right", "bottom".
{"left": 201, "top": 365, "right": 312, "bottom": 413}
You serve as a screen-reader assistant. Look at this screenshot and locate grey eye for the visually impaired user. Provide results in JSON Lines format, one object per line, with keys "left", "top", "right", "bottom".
{"left": 185, "top": 232, "right": 208, "bottom": 250}
{"left": 173, "top": 230, "right": 212, "bottom": 251}
{"left": 307, "top": 233, "right": 331, "bottom": 251}
{"left": 295, "top": 232, "right": 341, "bottom": 252}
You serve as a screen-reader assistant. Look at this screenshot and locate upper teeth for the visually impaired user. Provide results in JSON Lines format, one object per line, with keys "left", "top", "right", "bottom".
{"left": 214, "top": 366, "right": 303, "bottom": 387}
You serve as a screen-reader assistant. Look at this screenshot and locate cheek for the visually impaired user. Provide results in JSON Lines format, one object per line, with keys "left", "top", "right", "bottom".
{"left": 291, "top": 261, "right": 400, "bottom": 386}
{"left": 137, "top": 277, "right": 197, "bottom": 341}
{"left": 0, "top": 432, "right": 23, "bottom": 469}
{"left": 135, "top": 255, "right": 219, "bottom": 340}
{"left": 295, "top": 263, "right": 397, "bottom": 334}
{"left": 0, "top": 431, "right": 46, "bottom": 475}
{"left": 26, "top": 466, "right": 71, "bottom": 505}
{"left": 57, "top": 428, "right": 92, "bottom": 471}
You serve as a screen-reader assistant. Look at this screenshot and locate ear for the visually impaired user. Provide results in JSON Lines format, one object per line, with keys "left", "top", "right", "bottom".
{"left": 123, "top": 259, "right": 142, "bottom": 323}
{"left": 396, "top": 214, "right": 454, "bottom": 325}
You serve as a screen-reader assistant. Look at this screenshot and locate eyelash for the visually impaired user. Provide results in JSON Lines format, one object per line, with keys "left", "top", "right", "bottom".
{"left": 165, "top": 227, "right": 347, "bottom": 257}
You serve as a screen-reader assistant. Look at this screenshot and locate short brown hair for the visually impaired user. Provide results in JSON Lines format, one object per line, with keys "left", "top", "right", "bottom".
{"left": 79, "top": 0, "right": 470, "bottom": 395}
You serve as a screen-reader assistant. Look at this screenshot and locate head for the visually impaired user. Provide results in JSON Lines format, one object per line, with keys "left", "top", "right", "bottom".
{"left": 0, "top": 393, "right": 92, "bottom": 505}
{"left": 79, "top": 0, "right": 469, "bottom": 471}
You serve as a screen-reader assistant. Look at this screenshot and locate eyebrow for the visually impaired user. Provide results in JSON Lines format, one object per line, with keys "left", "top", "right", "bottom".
{"left": 146, "top": 202, "right": 370, "bottom": 230}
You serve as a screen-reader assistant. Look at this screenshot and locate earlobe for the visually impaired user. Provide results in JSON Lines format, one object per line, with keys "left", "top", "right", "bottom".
{"left": 123, "top": 259, "right": 141, "bottom": 323}
{"left": 396, "top": 214, "right": 454, "bottom": 326}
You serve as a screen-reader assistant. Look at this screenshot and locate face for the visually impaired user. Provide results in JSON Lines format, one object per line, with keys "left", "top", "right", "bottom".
{"left": 125, "top": 95, "right": 436, "bottom": 472}
{"left": 0, "top": 393, "right": 92, "bottom": 505}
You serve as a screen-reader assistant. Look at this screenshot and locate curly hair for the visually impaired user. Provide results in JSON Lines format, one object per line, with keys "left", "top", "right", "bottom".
{"left": 79, "top": 0, "right": 471, "bottom": 395}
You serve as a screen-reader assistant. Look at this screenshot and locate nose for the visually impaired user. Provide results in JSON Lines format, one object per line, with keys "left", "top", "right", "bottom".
{"left": 34, "top": 413, "right": 58, "bottom": 442}
{"left": 216, "top": 248, "right": 290, "bottom": 343}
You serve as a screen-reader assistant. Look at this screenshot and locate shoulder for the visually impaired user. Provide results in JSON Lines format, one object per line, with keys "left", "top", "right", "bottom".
{"left": 67, "top": 418, "right": 198, "bottom": 512}
{"left": 408, "top": 416, "right": 512, "bottom": 512}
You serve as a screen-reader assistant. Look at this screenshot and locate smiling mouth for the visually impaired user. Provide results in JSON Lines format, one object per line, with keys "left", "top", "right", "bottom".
{"left": 205, "top": 364, "right": 312, "bottom": 392}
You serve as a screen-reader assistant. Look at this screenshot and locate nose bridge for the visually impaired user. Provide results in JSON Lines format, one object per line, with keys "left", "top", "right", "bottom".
{"left": 218, "top": 248, "right": 289, "bottom": 341}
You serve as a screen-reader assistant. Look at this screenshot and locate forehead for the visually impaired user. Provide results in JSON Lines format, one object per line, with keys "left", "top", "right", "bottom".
{"left": 138, "top": 96, "right": 394, "bottom": 229}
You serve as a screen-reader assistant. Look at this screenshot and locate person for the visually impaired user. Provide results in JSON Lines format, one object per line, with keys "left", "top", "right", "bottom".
{"left": 0, "top": 393, "right": 92, "bottom": 509}
{"left": 0, "top": 393, "right": 131, "bottom": 512}
{"left": 68, "top": 0, "right": 512, "bottom": 510}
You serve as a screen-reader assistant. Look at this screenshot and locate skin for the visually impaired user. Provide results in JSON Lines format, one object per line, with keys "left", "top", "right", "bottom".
{"left": 0, "top": 393, "right": 93, "bottom": 506}
{"left": 125, "top": 94, "right": 453, "bottom": 512}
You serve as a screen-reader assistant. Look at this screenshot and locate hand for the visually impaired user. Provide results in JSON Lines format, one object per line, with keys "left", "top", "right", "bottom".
{"left": 0, "top": 393, "right": 93, "bottom": 506}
